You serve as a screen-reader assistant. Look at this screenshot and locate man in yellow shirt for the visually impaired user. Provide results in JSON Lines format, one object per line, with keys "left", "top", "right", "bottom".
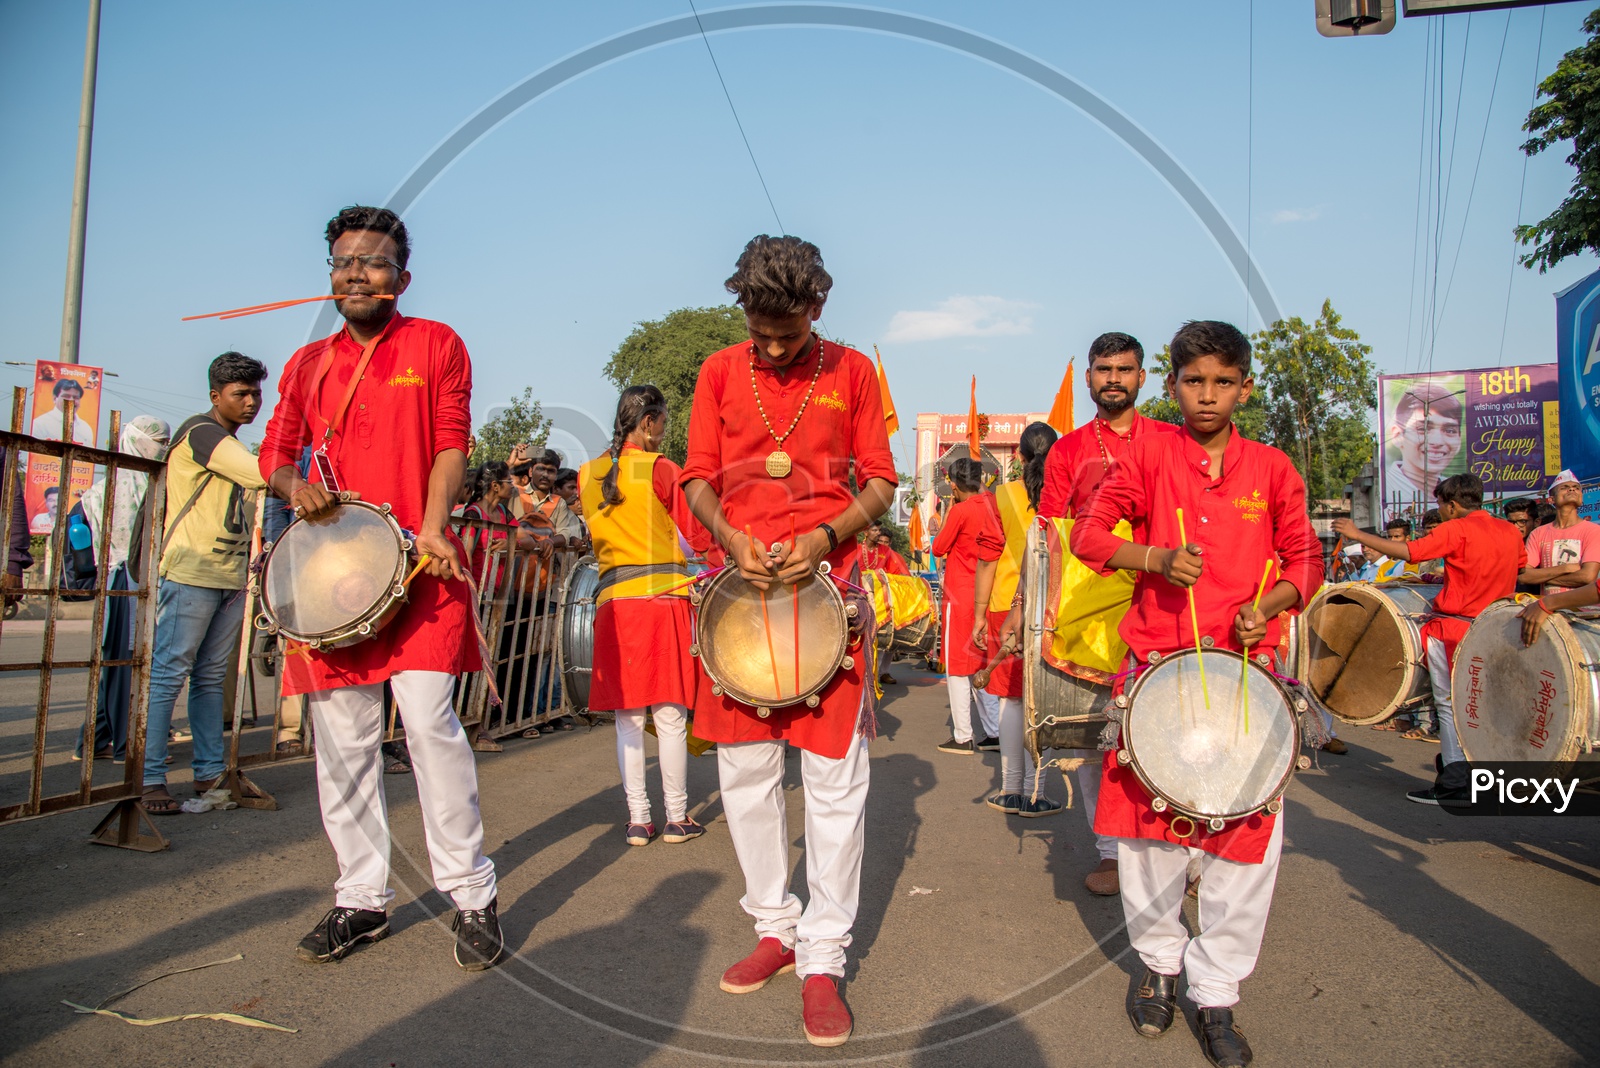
{"left": 140, "top": 353, "right": 268, "bottom": 815}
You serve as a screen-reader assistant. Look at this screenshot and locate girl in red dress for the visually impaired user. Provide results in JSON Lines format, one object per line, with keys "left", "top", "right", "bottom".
{"left": 580, "top": 386, "right": 712, "bottom": 846}
{"left": 931, "top": 457, "right": 1002, "bottom": 754}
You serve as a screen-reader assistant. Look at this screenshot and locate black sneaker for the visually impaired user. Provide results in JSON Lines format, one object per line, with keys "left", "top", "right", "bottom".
{"left": 937, "top": 737, "right": 974, "bottom": 754}
{"left": 1407, "top": 785, "right": 1471, "bottom": 807}
{"left": 1016, "top": 795, "right": 1065, "bottom": 818}
{"left": 985, "top": 792, "right": 1023, "bottom": 813}
{"left": 453, "top": 898, "right": 505, "bottom": 971}
{"left": 296, "top": 906, "right": 389, "bottom": 963}
{"left": 975, "top": 736, "right": 1001, "bottom": 752}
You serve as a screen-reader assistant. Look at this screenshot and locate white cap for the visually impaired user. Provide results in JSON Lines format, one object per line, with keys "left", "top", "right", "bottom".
{"left": 1343, "top": 543, "right": 1364, "bottom": 558}
{"left": 1551, "top": 469, "right": 1580, "bottom": 491}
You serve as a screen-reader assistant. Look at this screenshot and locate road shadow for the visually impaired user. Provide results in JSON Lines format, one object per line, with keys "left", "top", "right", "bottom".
{"left": 849, "top": 750, "right": 936, "bottom": 981}
{"left": 906, "top": 996, "right": 1052, "bottom": 1067}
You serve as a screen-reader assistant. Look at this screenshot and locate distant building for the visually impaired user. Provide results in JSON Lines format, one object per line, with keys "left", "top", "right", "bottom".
{"left": 907, "top": 411, "right": 1048, "bottom": 542}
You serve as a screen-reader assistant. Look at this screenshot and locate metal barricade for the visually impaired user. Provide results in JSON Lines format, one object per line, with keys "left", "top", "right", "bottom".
{"left": 0, "top": 390, "right": 169, "bottom": 851}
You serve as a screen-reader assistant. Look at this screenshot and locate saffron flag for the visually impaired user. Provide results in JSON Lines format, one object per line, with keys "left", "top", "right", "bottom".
{"left": 967, "top": 376, "right": 980, "bottom": 460}
{"left": 1047, "top": 360, "right": 1075, "bottom": 434}
{"left": 908, "top": 502, "right": 925, "bottom": 565}
{"left": 874, "top": 346, "right": 900, "bottom": 436}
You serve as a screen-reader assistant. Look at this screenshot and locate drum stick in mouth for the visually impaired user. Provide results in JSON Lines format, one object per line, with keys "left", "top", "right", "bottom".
{"left": 749, "top": 526, "right": 783, "bottom": 697}
{"left": 1174, "top": 508, "right": 1210, "bottom": 709}
{"left": 1239, "top": 559, "right": 1275, "bottom": 735}
{"left": 790, "top": 515, "right": 800, "bottom": 695}
{"left": 182, "top": 293, "right": 395, "bottom": 321}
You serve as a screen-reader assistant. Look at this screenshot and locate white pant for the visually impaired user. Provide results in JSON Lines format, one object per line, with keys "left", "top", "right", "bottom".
{"left": 308, "top": 671, "right": 497, "bottom": 912}
{"left": 615, "top": 704, "right": 689, "bottom": 824}
{"left": 997, "top": 697, "right": 1036, "bottom": 794}
{"left": 1065, "top": 749, "right": 1120, "bottom": 861}
{"left": 946, "top": 674, "right": 999, "bottom": 742}
{"left": 1425, "top": 636, "right": 1466, "bottom": 766}
{"left": 1118, "top": 812, "right": 1285, "bottom": 1008}
{"left": 717, "top": 732, "right": 871, "bottom": 979}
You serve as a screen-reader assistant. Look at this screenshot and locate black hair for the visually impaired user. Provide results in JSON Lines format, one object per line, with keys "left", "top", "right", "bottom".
{"left": 1394, "top": 382, "right": 1463, "bottom": 425}
{"left": 946, "top": 457, "right": 983, "bottom": 494}
{"left": 325, "top": 205, "right": 411, "bottom": 269}
{"left": 724, "top": 235, "right": 833, "bottom": 318}
{"left": 555, "top": 468, "right": 578, "bottom": 488}
{"left": 208, "top": 351, "right": 268, "bottom": 393}
{"left": 1503, "top": 498, "right": 1534, "bottom": 519}
{"left": 530, "top": 448, "right": 562, "bottom": 470}
{"left": 1018, "top": 421, "right": 1059, "bottom": 512}
{"left": 1537, "top": 501, "right": 1558, "bottom": 525}
{"left": 1422, "top": 508, "right": 1443, "bottom": 527}
{"left": 467, "top": 461, "right": 510, "bottom": 509}
{"left": 1088, "top": 331, "right": 1144, "bottom": 367}
{"left": 1384, "top": 517, "right": 1412, "bottom": 536}
{"left": 601, "top": 385, "right": 668, "bottom": 506}
{"left": 1169, "top": 320, "right": 1251, "bottom": 375}
{"left": 1433, "top": 474, "right": 1482, "bottom": 510}
{"left": 51, "top": 378, "right": 84, "bottom": 399}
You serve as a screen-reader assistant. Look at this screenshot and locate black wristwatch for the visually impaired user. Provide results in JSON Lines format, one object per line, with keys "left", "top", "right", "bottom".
{"left": 818, "top": 522, "right": 839, "bottom": 552}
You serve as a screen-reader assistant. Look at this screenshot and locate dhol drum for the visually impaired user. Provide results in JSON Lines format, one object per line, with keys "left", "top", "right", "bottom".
{"left": 1452, "top": 599, "right": 1600, "bottom": 763}
{"left": 257, "top": 500, "right": 415, "bottom": 650}
{"left": 691, "top": 565, "right": 855, "bottom": 717}
{"left": 862, "top": 570, "right": 895, "bottom": 660}
{"left": 558, "top": 557, "right": 599, "bottom": 715}
{"left": 887, "top": 573, "right": 939, "bottom": 661}
{"left": 1116, "top": 648, "right": 1308, "bottom": 830}
{"left": 1301, "top": 581, "right": 1442, "bottom": 725}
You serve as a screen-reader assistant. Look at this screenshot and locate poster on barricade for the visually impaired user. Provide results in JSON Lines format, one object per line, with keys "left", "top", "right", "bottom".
{"left": 24, "top": 360, "right": 103, "bottom": 535}
{"left": 1377, "top": 365, "right": 1559, "bottom": 521}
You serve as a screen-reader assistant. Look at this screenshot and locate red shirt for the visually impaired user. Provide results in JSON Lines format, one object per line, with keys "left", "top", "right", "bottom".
{"left": 1407, "top": 508, "right": 1524, "bottom": 648}
{"left": 932, "top": 493, "right": 1003, "bottom": 675}
{"left": 859, "top": 543, "right": 911, "bottom": 575}
{"left": 1070, "top": 427, "right": 1324, "bottom": 659}
{"left": 1039, "top": 412, "right": 1176, "bottom": 519}
{"left": 258, "top": 314, "right": 480, "bottom": 695}
{"left": 681, "top": 338, "right": 896, "bottom": 757}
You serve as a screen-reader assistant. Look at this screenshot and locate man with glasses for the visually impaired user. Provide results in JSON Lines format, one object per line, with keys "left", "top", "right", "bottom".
{"left": 257, "top": 205, "right": 502, "bottom": 972}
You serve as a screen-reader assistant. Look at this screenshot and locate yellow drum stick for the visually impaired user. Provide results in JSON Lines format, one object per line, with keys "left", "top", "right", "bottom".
{"left": 1174, "top": 508, "right": 1209, "bottom": 709}
{"left": 1240, "top": 559, "right": 1275, "bottom": 735}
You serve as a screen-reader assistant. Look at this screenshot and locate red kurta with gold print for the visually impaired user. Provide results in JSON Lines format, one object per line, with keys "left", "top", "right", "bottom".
{"left": 680, "top": 338, "right": 896, "bottom": 759}
{"left": 258, "top": 315, "right": 480, "bottom": 696}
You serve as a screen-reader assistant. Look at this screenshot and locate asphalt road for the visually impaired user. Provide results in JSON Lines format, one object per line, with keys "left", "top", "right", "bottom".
{"left": 1, "top": 657, "right": 1597, "bottom": 1067}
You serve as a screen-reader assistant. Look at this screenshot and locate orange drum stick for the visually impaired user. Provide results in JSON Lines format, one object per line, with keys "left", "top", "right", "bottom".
{"left": 790, "top": 515, "right": 801, "bottom": 694}
{"left": 749, "top": 526, "right": 782, "bottom": 697}
{"left": 182, "top": 293, "right": 394, "bottom": 322}
{"left": 1239, "top": 559, "right": 1274, "bottom": 735}
{"left": 1174, "top": 509, "right": 1210, "bottom": 709}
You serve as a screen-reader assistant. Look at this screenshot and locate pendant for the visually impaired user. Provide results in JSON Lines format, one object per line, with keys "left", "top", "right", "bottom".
{"left": 765, "top": 450, "right": 793, "bottom": 478}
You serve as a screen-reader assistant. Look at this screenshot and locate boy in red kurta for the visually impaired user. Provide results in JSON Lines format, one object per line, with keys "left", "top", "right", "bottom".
{"left": 930, "top": 458, "right": 1003, "bottom": 754}
{"left": 681, "top": 236, "right": 896, "bottom": 1048}
{"left": 258, "top": 207, "right": 500, "bottom": 973}
{"left": 1071, "top": 321, "right": 1324, "bottom": 1067}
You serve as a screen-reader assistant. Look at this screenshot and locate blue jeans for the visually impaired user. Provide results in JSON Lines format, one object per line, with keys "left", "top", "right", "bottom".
{"left": 143, "top": 579, "right": 246, "bottom": 787}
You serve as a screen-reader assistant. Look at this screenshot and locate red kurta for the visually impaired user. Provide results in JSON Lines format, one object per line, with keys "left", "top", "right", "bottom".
{"left": 932, "top": 493, "right": 1003, "bottom": 676}
{"left": 680, "top": 338, "right": 896, "bottom": 758}
{"left": 1071, "top": 426, "right": 1324, "bottom": 862}
{"left": 258, "top": 314, "right": 480, "bottom": 696}
{"left": 1038, "top": 412, "right": 1176, "bottom": 520}
{"left": 1406, "top": 508, "right": 1524, "bottom": 660}
{"left": 860, "top": 543, "right": 911, "bottom": 575}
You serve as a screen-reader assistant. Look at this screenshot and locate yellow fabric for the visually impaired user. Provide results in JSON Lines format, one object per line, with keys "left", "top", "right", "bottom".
{"left": 579, "top": 451, "right": 687, "bottom": 605}
{"left": 990, "top": 481, "right": 1032, "bottom": 612}
{"left": 885, "top": 573, "right": 933, "bottom": 627}
{"left": 158, "top": 417, "right": 265, "bottom": 589}
{"left": 867, "top": 570, "right": 893, "bottom": 629}
{"left": 1046, "top": 516, "right": 1135, "bottom": 677}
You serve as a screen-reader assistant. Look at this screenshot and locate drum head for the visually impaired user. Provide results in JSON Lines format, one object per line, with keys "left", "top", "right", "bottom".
{"left": 264, "top": 503, "right": 405, "bottom": 639}
{"left": 698, "top": 569, "right": 848, "bottom": 708}
{"left": 1124, "top": 650, "right": 1298, "bottom": 820}
{"left": 1304, "top": 582, "right": 1439, "bottom": 724}
{"left": 1452, "top": 600, "right": 1594, "bottom": 763}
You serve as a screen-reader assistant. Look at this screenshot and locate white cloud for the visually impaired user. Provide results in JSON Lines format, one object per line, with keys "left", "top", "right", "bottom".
{"left": 882, "top": 295, "right": 1036, "bottom": 343}
{"left": 1271, "top": 207, "right": 1320, "bottom": 224}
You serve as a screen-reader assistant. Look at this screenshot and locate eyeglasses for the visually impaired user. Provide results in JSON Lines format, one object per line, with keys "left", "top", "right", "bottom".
{"left": 327, "top": 255, "right": 401, "bottom": 273}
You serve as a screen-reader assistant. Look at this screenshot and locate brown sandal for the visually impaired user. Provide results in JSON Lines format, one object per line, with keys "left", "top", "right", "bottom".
{"left": 193, "top": 777, "right": 219, "bottom": 796}
{"left": 140, "top": 785, "right": 181, "bottom": 815}
{"left": 275, "top": 739, "right": 305, "bottom": 757}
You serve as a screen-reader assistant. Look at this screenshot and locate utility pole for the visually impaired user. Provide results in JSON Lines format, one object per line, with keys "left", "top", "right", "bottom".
{"left": 57, "top": 0, "right": 103, "bottom": 366}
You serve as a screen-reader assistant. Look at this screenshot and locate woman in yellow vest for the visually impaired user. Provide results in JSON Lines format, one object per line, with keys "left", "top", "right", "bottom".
{"left": 972, "top": 421, "right": 1064, "bottom": 817}
{"left": 580, "top": 386, "right": 713, "bottom": 847}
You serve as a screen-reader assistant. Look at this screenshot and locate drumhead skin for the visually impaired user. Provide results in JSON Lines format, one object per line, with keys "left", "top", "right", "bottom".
{"left": 696, "top": 568, "right": 849, "bottom": 709}
{"left": 560, "top": 559, "right": 600, "bottom": 713}
{"left": 1122, "top": 649, "right": 1299, "bottom": 821}
{"left": 1303, "top": 581, "right": 1441, "bottom": 725}
{"left": 1452, "top": 599, "right": 1600, "bottom": 763}
{"left": 261, "top": 501, "right": 407, "bottom": 643}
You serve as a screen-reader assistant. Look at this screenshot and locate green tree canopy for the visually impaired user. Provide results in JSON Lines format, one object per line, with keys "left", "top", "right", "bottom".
{"left": 1517, "top": 7, "right": 1600, "bottom": 272}
{"left": 471, "top": 386, "right": 551, "bottom": 466}
{"left": 1138, "top": 345, "right": 1271, "bottom": 441}
{"left": 603, "top": 305, "right": 749, "bottom": 463}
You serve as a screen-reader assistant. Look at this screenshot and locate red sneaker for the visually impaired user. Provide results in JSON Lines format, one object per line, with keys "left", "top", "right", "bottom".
{"left": 719, "top": 937, "right": 796, "bottom": 994}
{"left": 801, "top": 975, "right": 853, "bottom": 1047}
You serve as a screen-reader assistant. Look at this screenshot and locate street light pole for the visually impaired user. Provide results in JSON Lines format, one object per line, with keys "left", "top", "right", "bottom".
{"left": 57, "top": 0, "right": 103, "bottom": 366}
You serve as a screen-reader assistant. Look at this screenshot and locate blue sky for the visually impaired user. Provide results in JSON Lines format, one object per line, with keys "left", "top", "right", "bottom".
{"left": 1, "top": 1, "right": 1595, "bottom": 471}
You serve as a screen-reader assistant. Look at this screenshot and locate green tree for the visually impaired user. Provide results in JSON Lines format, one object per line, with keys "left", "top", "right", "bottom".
{"left": 1137, "top": 345, "right": 1271, "bottom": 441}
{"left": 1517, "top": 8, "right": 1600, "bottom": 271}
{"left": 604, "top": 305, "right": 749, "bottom": 463}
{"left": 471, "top": 386, "right": 551, "bottom": 466}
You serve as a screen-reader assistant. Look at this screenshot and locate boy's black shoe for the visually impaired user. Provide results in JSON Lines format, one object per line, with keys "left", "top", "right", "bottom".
{"left": 296, "top": 906, "right": 389, "bottom": 963}
{"left": 453, "top": 898, "right": 506, "bottom": 971}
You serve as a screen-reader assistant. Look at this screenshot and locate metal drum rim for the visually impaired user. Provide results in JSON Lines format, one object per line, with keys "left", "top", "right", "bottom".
{"left": 696, "top": 566, "right": 849, "bottom": 710}
{"left": 1304, "top": 580, "right": 1432, "bottom": 726}
{"left": 1122, "top": 647, "right": 1301, "bottom": 822}
{"left": 257, "top": 499, "right": 410, "bottom": 647}
{"left": 559, "top": 556, "right": 599, "bottom": 715}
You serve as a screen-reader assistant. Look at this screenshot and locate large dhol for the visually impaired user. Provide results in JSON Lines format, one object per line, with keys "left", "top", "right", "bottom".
{"left": 1451, "top": 599, "right": 1600, "bottom": 763}
{"left": 1022, "top": 522, "right": 1113, "bottom": 754}
{"left": 558, "top": 557, "right": 600, "bottom": 714}
{"left": 256, "top": 499, "right": 413, "bottom": 650}
{"left": 1301, "top": 581, "right": 1441, "bottom": 724}
{"left": 886, "top": 573, "right": 939, "bottom": 661}
{"left": 1116, "top": 648, "right": 1306, "bottom": 829}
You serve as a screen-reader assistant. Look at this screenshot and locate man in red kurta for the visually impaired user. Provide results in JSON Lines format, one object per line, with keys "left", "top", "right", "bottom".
{"left": 682, "top": 235, "right": 896, "bottom": 1048}
{"left": 257, "top": 207, "right": 500, "bottom": 973}
{"left": 858, "top": 522, "right": 911, "bottom": 575}
{"left": 930, "top": 460, "right": 1002, "bottom": 754}
{"left": 1070, "top": 321, "right": 1323, "bottom": 1066}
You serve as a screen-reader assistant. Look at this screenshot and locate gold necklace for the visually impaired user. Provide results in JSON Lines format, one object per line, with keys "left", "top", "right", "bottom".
{"left": 749, "top": 337, "right": 825, "bottom": 478}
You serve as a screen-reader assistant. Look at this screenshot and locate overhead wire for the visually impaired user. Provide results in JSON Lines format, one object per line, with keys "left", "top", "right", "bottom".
{"left": 1403, "top": 17, "right": 1434, "bottom": 371}
{"left": 686, "top": 0, "right": 786, "bottom": 235}
{"left": 1244, "top": 0, "right": 1254, "bottom": 333}
{"left": 1500, "top": 7, "right": 1549, "bottom": 360}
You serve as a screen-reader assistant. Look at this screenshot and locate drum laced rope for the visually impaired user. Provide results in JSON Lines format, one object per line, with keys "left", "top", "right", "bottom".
{"left": 461, "top": 568, "right": 503, "bottom": 711}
